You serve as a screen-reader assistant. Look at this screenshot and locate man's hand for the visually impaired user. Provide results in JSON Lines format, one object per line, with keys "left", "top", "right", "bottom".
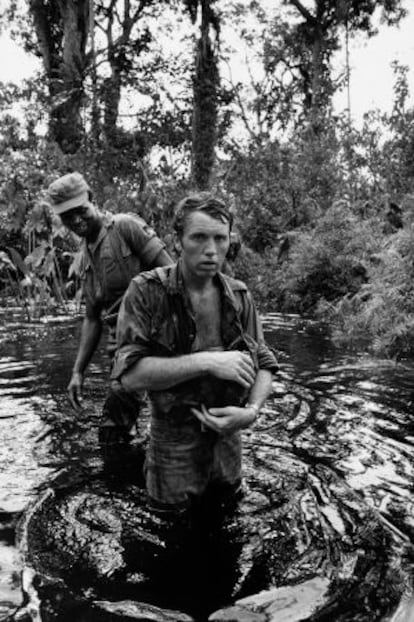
{"left": 205, "top": 351, "right": 255, "bottom": 389}
{"left": 191, "top": 404, "right": 256, "bottom": 434}
{"left": 67, "top": 371, "right": 84, "bottom": 412}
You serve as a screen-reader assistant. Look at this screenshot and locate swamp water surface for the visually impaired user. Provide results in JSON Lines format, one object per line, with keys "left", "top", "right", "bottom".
{"left": 0, "top": 312, "right": 413, "bottom": 621}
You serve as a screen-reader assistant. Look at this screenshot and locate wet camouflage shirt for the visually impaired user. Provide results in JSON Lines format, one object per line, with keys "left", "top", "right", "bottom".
{"left": 111, "top": 262, "right": 278, "bottom": 414}
{"left": 80, "top": 213, "right": 166, "bottom": 321}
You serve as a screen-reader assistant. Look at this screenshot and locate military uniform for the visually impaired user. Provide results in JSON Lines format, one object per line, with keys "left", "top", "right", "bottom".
{"left": 81, "top": 212, "right": 167, "bottom": 433}
{"left": 112, "top": 262, "right": 278, "bottom": 507}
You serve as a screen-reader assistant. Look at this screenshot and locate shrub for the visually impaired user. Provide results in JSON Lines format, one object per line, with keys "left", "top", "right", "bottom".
{"left": 275, "top": 201, "right": 383, "bottom": 313}
{"left": 323, "top": 225, "right": 414, "bottom": 358}
{"left": 232, "top": 245, "right": 283, "bottom": 312}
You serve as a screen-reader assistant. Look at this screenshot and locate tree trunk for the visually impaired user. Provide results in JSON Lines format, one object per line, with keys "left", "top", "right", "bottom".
{"left": 192, "top": 1, "right": 219, "bottom": 190}
{"left": 89, "top": 0, "right": 100, "bottom": 147}
{"left": 309, "top": 24, "right": 325, "bottom": 133}
{"left": 287, "top": 0, "right": 331, "bottom": 132}
{"left": 29, "top": 0, "right": 89, "bottom": 153}
{"left": 103, "top": 73, "right": 122, "bottom": 145}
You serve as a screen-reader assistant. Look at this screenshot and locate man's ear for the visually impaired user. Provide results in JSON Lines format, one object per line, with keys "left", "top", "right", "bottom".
{"left": 173, "top": 232, "right": 182, "bottom": 255}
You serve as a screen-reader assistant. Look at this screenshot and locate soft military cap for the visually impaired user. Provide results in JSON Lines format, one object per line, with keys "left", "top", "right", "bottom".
{"left": 47, "top": 172, "right": 90, "bottom": 215}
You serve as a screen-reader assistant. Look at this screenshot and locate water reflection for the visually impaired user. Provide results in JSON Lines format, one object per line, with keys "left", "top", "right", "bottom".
{"left": 0, "top": 315, "right": 99, "bottom": 616}
{"left": 0, "top": 313, "right": 413, "bottom": 620}
{"left": 264, "top": 315, "right": 414, "bottom": 542}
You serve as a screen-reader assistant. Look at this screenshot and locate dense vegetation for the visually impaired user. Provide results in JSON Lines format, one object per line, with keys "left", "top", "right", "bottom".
{"left": 1, "top": 0, "right": 414, "bottom": 358}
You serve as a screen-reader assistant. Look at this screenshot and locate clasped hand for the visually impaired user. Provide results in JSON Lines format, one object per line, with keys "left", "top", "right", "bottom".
{"left": 206, "top": 350, "right": 255, "bottom": 389}
{"left": 191, "top": 404, "right": 255, "bottom": 434}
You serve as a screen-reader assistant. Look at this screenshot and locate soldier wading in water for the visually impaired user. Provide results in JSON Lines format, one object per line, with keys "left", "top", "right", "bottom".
{"left": 111, "top": 193, "right": 278, "bottom": 613}
{"left": 112, "top": 193, "right": 278, "bottom": 511}
{"left": 46, "top": 172, "right": 172, "bottom": 456}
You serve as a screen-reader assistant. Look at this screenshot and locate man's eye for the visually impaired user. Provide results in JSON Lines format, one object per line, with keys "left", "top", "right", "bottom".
{"left": 65, "top": 208, "right": 87, "bottom": 220}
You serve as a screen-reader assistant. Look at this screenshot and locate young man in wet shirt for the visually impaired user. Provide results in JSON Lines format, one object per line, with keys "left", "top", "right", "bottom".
{"left": 111, "top": 192, "right": 278, "bottom": 512}
{"left": 46, "top": 172, "right": 172, "bottom": 448}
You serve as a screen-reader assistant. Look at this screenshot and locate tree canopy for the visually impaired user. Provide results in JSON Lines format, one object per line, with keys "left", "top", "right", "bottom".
{"left": 1, "top": 0, "right": 414, "bottom": 357}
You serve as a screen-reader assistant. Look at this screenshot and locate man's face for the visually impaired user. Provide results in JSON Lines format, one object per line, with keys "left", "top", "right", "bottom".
{"left": 60, "top": 203, "right": 100, "bottom": 239}
{"left": 177, "top": 210, "right": 230, "bottom": 279}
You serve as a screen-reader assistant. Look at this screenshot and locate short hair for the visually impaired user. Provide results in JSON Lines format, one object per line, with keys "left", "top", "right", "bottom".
{"left": 173, "top": 192, "right": 233, "bottom": 236}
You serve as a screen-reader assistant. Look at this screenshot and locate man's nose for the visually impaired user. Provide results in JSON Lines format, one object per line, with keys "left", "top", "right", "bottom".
{"left": 204, "top": 239, "right": 217, "bottom": 255}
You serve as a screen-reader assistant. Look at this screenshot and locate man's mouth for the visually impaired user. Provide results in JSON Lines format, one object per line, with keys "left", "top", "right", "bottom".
{"left": 71, "top": 223, "right": 87, "bottom": 235}
{"left": 200, "top": 261, "right": 217, "bottom": 267}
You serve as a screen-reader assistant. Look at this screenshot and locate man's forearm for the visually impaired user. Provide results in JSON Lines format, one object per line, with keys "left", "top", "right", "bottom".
{"left": 190, "top": 368, "right": 274, "bottom": 433}
{"left": 246, "top": 369, "right": 273, "bottom": 410}
{"left": 72, "top": 316, "right": 102, "bottom": 375}
{"left": 120, "top": 353, "right": 209, "bottom": 392}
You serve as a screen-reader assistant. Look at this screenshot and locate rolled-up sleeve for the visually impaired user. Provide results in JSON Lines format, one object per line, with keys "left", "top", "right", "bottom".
{"left": 242, "top": 290, "right": 279, "bottom": 373}
{"left": 117, "top": 215, "right": 166, "bottom": 268}
{"left": 110, "top": 277, "right": 154, "bottom": 380}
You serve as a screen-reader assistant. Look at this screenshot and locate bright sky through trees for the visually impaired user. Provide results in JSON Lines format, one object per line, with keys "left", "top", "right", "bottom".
{"left": 0, "top": 33, "right": 39, "bottom": 81}
{"left": 333, "top": 5, "right": 414, "bottom": 123}
{"left": 0, "top": 4, "right": 413, "bottom": 126}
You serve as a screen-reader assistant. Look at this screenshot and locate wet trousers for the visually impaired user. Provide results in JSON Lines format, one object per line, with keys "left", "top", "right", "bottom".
{"left": 145, "top": 412, "right": 242, "bottom": 511}
{"left": 100, "top": 325, "right": 144, "bottom": 441}
{"left": 101, "top": 384, "right": 143, "bottom": 439}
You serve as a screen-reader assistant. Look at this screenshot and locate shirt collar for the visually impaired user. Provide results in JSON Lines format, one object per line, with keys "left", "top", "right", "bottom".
{"left": 162, "top": 261, "right": 184, "bottom": 295}
{"left": 165, "top": 260, "right": 239, "bottom": 308}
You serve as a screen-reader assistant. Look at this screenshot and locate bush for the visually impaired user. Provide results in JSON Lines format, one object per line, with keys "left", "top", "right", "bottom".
{"left": 275, "top": 201, "right": 383, "bottom": 313}
{"left": 323, "top": 225, "right": 414, "bottom": 358}
{"left": 232, "top": 245, "right": 283, "bottom": 312}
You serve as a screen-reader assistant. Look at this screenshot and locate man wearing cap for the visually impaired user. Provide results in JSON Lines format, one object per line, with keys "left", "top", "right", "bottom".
{"left": 46, "top": 171, "right": 172, "bottom": 448}
{"left": 111, "top": 192, "right": 278, "bottom": 511}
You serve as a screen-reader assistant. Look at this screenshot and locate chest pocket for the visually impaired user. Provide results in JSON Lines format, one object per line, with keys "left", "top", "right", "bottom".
{"left": 150, "top": 300, "right": 191, "bottom": 356}
{"left": 149, "top": 270, "right": 194, "bottom": 356}
{"left": 99, "top": 229, "right": 140, "bottom": 303}
{"left": 225, "top": 289, "right": 260, "bottom": 369}
{"left": 149, "top": 313, "right": 175, "bottom": 356}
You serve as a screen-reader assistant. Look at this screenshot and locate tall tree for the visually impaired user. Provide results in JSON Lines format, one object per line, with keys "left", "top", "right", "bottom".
{"left": 6, "top": 0, "right": 181, "bottom": 155}
{"left": 284, "top": 0, "right": 406, "bottom": 128}
{"left": 28, "top": 0, "right": 90, "bottom": 153}
{"left": 95, "top": 0, "right": 161, "bottom": 145}
{"left": 185, "top": 0, "right": 220, "bottom": 189}
{"left": 227, "top": 0, "right": 407, "bottom": 138}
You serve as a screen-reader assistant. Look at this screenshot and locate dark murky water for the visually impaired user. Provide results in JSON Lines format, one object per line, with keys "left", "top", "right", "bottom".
{"left": 0, "top": 311, "right": 413, "bottom": 620}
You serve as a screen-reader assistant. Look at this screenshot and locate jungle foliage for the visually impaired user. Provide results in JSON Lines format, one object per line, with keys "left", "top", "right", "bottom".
{"left": 1, "top": 0, "right": 414, "bottom": 357}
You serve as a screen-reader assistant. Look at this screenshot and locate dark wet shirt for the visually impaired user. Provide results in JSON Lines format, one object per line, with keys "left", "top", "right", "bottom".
{"left": 111, "top": 262, "right": 278, "bottom": 415}
{"left": 79, "top": 213, "right": 166, "bottom": 321}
